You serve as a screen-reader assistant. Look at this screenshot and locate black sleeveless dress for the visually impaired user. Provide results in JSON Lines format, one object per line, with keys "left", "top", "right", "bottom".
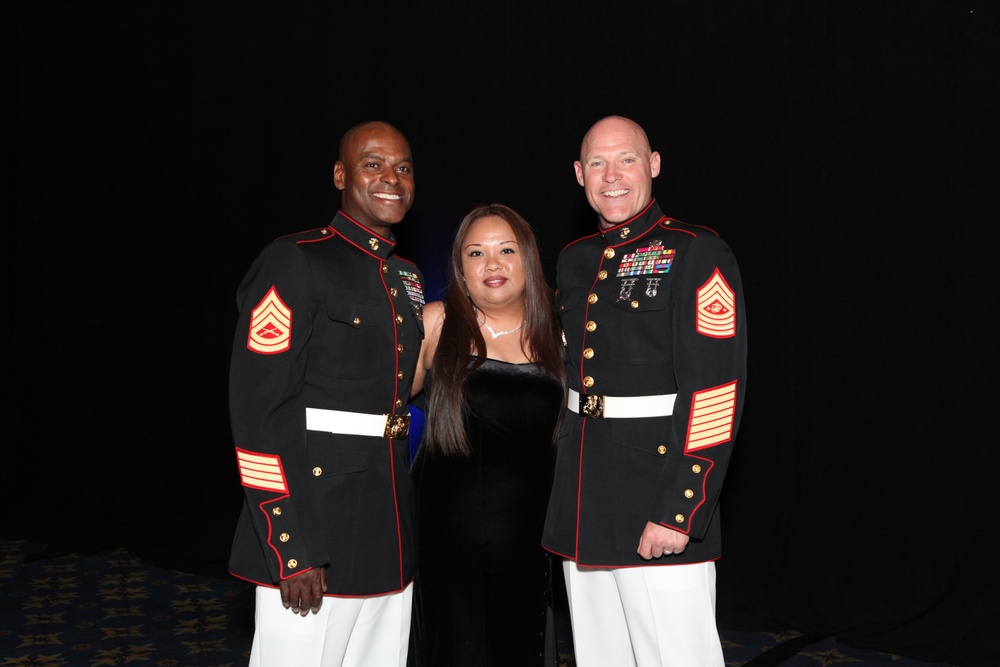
{"left": 410, "top": 358, "right": 564, "bottom": 667}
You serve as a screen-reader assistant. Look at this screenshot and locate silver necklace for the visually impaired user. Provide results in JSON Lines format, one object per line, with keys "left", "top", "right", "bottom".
{"left": 476, "top": 311, "right": 525, "bottom": 339}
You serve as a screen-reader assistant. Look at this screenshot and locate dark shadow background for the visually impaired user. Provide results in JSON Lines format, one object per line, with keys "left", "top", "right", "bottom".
{"left": 11, "top": 2, "right": 998, "bottom": 665}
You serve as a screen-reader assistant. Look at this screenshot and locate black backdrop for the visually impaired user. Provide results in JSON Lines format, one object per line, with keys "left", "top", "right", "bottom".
{"left": 11, "top": 2, "right": 998, "bottom": 665}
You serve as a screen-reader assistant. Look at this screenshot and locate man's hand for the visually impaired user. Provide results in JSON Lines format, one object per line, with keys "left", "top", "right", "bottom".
{"left": 279, "top": 568, "right": 327, "bottom": 616}
{"left": 637, "top": 521, "right": 689, "bottom": 559}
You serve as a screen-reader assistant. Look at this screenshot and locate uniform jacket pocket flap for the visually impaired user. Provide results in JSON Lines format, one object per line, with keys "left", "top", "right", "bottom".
{"left": 325, "top": 301, "right": 380, "bottom": 328}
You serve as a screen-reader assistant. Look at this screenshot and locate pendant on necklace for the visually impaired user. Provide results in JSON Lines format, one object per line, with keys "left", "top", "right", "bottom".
{"left": 477, "top": 314, "right": 525, "bottom": 339}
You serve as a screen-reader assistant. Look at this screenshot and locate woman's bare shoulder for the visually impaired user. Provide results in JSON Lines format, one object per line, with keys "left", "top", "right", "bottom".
{"left": 423, "top": 300, "right": 446, "bottom": 333}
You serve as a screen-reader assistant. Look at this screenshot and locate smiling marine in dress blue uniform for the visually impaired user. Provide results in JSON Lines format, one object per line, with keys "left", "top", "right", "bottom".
{"left": 228, "top": 121, "right": 425, "bottom": 667}
{"left": 542, "top": 116, "right": 747, "bottom": 667}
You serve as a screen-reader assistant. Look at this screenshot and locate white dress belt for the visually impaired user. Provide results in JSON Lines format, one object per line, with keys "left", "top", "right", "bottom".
{"left": 305, "top": 407, "right": 411, "bottom": 439}
{"left": 567, "top": 388, "right": 676, "bottom": 419}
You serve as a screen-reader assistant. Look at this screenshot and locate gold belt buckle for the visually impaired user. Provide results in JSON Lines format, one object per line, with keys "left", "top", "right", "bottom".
{"left": 579, "top": 394, "right": 605, "bottom": 419}
{"left": 383, "top": 414, "right": 411, "bottom": 439}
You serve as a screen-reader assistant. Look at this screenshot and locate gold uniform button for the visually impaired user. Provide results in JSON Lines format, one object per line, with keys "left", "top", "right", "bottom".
{"left": 279, "top": 533, "right": 290, "bottom": 543}
{"left": 583, "top": 348, "right": 594, "bottom": 359}
{"left": 353, "top": 317, "right": 361, "bottom": 325}
{"left": 583, "top": 376, "right": 595, "bottom": 388}
{"left": 630, "top": 300, "right": 640, "bottom": 309}
{"left": 395, "top": 314, "right": 404, "bottom": 324}
{"left": 272, "top": 507, "right": 282, "bottom": 516}
{"left": 382, "top": 264, "right": 389, "bottom": 274}
{"left": 692, "top": 464, "right": 702, "bottom": 474}
{"left": 287, "top": 559, "right": 298, "bottom": 569}
{"left": 390, "top": 287, "right": 398, "bottom": 297}
{"left": 597, "top": 270, "right": 608, "bottom": 280}
{"left": 674, "top": 514, "right": 686, "bottom": 524}
{"left": 585, "top": 321, "right": 597, "bottom": 332}
{"left": 397, "top": 344, "right": 405, "bottom": 354}
{"left": 684, "top": 489, "right": 695, "bottom": 499}
{"left": 604, "top": 248, "right": 615, "bottom": 259}
{"left": 588, "top": 293, "right": 598, "bottom": 304}
{"left": 397, "top": 371, "right": 405, "bottom": 380}
{"left": 395, "top": 399, "right": 404, "bottom": 409}
{"left": 312, "top": 467, "right": 322, "bottom": 477}
{"left": 657, "top": 445, "right": 667, "bottom": 455}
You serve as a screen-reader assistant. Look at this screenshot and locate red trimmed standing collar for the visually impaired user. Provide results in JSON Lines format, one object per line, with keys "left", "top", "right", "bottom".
{"left": 599, "top": 199, "right": 668, "bottom": 248}
{"left": 329, "top": 210, "right": 398, "bottom": 260}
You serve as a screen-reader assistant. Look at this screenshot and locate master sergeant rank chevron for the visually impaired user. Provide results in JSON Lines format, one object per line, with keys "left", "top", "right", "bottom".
{"left": 696, "top": 268, "right": 736, "bottom": 338}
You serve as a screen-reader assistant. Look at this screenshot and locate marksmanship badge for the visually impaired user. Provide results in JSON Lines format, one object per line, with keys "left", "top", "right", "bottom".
{"left": 618, "top": 278, "right": 638, "bottom": 302}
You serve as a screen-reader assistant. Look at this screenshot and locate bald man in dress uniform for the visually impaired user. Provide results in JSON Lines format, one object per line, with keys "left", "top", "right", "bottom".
{"left": 228, "top": 121, "right": 425, "bottom": 667}
{"left": 543, "top": 116, "right": 748, "bottom": 666}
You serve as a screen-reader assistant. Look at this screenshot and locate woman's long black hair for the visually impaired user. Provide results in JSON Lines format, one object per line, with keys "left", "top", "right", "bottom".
{"left": 422, "top": 203, "right": 566, "bottom": 456}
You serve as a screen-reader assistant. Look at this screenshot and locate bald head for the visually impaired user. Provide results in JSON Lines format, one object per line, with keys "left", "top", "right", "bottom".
{"left": 574, "top": 116, "right": 660, "bottom": 229}
{"left": 339, "top": 121, "right": 406, "bottom": 162}
{"left": 579, "top": 116, "right": 652, "bottom": 162}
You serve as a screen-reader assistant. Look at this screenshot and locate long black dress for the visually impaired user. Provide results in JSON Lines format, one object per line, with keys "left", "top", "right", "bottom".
{"left": 410, "top": 358, "right": 563, "bottom": 667}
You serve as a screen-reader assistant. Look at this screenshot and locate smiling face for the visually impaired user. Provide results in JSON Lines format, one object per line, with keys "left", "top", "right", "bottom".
{"left": 333, "top": 122, "right": 414, "bottom": 237}
{"left": 574, "top": 116, "right": 661, "bottom": 229}
{"left": 460, "top": 215, "right": 526, "bottom": 312}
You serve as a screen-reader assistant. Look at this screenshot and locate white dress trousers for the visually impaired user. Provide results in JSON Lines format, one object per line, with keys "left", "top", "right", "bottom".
{"left": 563, "top": 560, "right": 724, "bottom": 667}
{"left": 249, "top": 583, "right": 412, "bottom": 667}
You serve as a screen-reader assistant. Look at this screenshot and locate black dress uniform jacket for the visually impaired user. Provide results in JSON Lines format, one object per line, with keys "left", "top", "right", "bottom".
{"left": 542, "top": 199, "right": 747, "bottom": 567}
{"left": 228, "top": 211, "right": 425, "bottom": 596}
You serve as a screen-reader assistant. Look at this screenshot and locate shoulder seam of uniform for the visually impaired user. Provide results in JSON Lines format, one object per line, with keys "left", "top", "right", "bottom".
{"left": 270, "top": 226, "right": 333, "bottom": 244}
{"left": 293, "top": 228, "right": 337, "bottom": 245}
{"left": 562, "top": 233, "right": 601, "bottom": 252}
{"left": 663, "top": 218, "right": 720, "bottom": 238}
{"left": 662, "top": 226, "right": 698, "bottom": 238}
{"left": 393, "top": 255, "right": 418, "bottom": 267}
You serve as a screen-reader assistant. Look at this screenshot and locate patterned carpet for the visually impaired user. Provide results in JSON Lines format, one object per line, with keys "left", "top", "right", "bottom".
{"left": 0, "top": 540, "right": 954, "bottom": 666}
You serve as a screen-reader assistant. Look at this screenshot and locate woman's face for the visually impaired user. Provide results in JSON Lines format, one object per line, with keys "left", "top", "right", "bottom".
{"left": 460, "top": 215, "right": 526, "bottom": 311}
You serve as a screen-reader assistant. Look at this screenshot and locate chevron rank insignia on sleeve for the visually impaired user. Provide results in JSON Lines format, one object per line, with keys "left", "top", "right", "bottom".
{"left": 247, "top": 286, "right": 292, "bottom": 354}
{"left": 696, "top": 269, "right": 736, "bottom": 338}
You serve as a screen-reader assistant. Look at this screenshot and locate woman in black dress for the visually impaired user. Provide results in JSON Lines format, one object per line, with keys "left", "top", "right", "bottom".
{"left": 410, "top": 204, "right": 566, "bottom": 666}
